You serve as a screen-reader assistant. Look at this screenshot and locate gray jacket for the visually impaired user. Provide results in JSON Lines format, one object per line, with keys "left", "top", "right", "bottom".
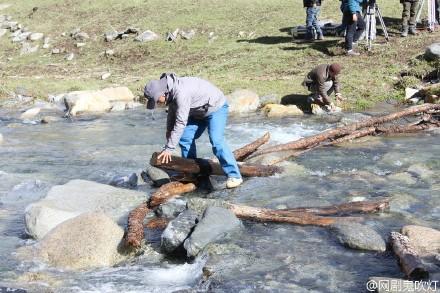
{"left": 162, "top": 73, "right": 226, "bottom": 151}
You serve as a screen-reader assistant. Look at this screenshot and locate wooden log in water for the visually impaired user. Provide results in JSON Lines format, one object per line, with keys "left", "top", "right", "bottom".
{"left": 148, "top": 181, "right": 197, "bottom": 208}
{"left": 389, "top": 232, "right": 429, "bottom": 280}
{"left": 125, "top": 202, "right": 150, "bottom": 248}
{"left": 250, "top": 104, "right": 440, "bottom": 158}
{"left": 125, "top": 181, "right": 196, "bottom": 248}
{"left": 150, "top": 152, "right": 282, "bottom": 177}
{"left": 233, "top": 132, "right": 270, "bottom": 161}
{"left": 144, "top": 217, "right": 171, "bottom": 230}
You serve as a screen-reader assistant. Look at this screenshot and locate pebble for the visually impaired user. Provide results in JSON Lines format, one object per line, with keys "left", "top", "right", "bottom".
{"left": 101, "top": 72, "right": 111, "bottom": 80}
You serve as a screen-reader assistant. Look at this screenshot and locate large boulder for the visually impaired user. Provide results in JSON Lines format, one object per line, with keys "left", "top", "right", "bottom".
{"left": 161, "top": 209, "right": 198, "bottom": 253}
{"left": 401, "top": 225, "right": 440, "bottom": 256}
{"left": 425, "top": 43, "right": 440, "bottom": 61}
{"left": 156, "top": 198, "right": 187, "bottom": 218}
{"left": 35, "top": 213, "right": 124, "bottom": 270}
{"left": 24, "top": 179, "right": 145, "bottom": 239}
{"left": 227, "top": 89, "right": 260, "bottom": 114}
{"left": 183, "top": 207, "right": 241, "bottom": 257}
{"left": 262, "top": 104, "right": 303, "bottom": 118}
{"left": 134, "top": 30, "right": 159, "bottom": 42}
{"left": 63, "top": 87, "right": 135, "bottom": 116}
{"left": 19, "top": 107, "right": 40, "bottom": 120}
{"left": 330, "top": 222, "right": 386, "bottom": 252}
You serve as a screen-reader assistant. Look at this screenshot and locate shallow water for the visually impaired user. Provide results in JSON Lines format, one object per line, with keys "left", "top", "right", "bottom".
{"left": 0, "top": 108, "right": 439, "bottom": 292}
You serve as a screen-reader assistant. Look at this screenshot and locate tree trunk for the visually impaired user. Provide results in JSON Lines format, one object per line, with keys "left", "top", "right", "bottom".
{"left": 125, "top": 181, "right": 196, "bottom": 248}
{"left": 250, "top": 104, "right": 440, "bottom": 158}
{"left": 148, "top": 181, "right": 197, "bottom": 208}
{"left": 125, "top": 203, "right": 150, "bottom": 248}
{"left": 389, "top": 232, "right": 429, "bottom": 280}
{"left": 150, "top": 152, "right": 282, "bottom": 177}
{"left": 234, "top": 132, "right": 270, "bottom": 161}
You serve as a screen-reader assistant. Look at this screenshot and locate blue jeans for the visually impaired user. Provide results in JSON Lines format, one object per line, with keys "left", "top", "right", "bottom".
{"left": 306, "top": 6, "right": 322, "bottom": 39}
{"left": 179, "top": 103, "right": 241, "bottom": 179}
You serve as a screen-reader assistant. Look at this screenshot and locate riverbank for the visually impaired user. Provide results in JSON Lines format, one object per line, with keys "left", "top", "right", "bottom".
{"left": 0, "top": 0, "right": 439, "bottom": 111}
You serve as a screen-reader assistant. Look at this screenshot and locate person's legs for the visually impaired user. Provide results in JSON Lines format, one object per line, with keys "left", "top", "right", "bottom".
{"left": 402, "top": 1, "right": 411, "bottom": 36}
{"left": 409, "top": 1, "right": 419, "bottom": 34}
{"left": 436, "top": 0, "right": 440, "bottom": 23}
{"left": 312, "top": 7, "right": 323, "bottom": 39}
{"left": 179, "top": 118, "right": 207, "bottom": 159}
{"left": 207, "top": 103, "right": 241, "bottom": 179}
{"left": 343, "top": 12, "right": 356, "bottom": 51}
{"left": 353, "top": 12, "right": 366, "bottom": 43}
{"left": 305, "top": 7, "right": 315, "bottom": 40}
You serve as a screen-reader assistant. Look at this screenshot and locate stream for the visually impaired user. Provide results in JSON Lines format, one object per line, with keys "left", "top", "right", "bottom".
{"left": 0, "top": 107, "right": 439, "bottom": 292}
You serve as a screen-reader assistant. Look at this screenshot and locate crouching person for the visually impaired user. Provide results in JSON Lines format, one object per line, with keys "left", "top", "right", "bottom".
{"left": 302, "top": 63, "right": 344, "bottom": 112}
{"left": 144, "top": 73, "right": 243, "bottom": 189}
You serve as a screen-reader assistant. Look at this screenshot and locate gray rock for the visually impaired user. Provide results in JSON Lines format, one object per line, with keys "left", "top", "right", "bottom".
{"left": 186, "top": 197, "right": 229, "bottom": 215}
{"left": 143, "top": 166, "right": 170, "bottom": 187}
{"left": 105, "top": 49, "right": 114, "bottom": 56}
{"left": 65, "top": 53, "right": 74, "bottom": 61}
{"left": 183, "top": 207, "right": 241, "bottom": 257}
{"left": 71, "top": 30, "right": 89, "bottom": 41}
{"left": 0, "top": 288, "right": 27, "bottom": 293}
{"left": 425, "top": 43, "right": 440, "bottom": 61}
{"left": 110, "top": 101, "right": 126, "bottom": 112}
{"left": 101, "top": 72, "right": 111, "bottom": 80}
{"left": 12, "top": 31, "right": 31, "bottom": 42}
{"left": 51, "top": 48, "right": 61, "bottom": 54}
{"left": 259, "top": 94, "right": 280, "bottom": 107}
{"left": 20, "top": 42, "right": 38, "bottom": 55}
{"left": 29, "top": 32, "right": 43, "bottom": 41}
{"left": 134, "top": 30, "right": 158, "bottom": 42}
{"left": 1, "top": 21, "right": 17, "bottom": 29}
{"left": 0, "top": 28, "right": 7, "bottom": 38}
{"left": 331, "top": 222, "right": 386, "bottom": 252}
{"left": 161, "top": 209, "right": 198, "bottom": 253}
{"left": 156, "top": 198, "right": 187, "bottom": 218}
{"left": 180, "top": 29, "right": 196, "bottom": 40}
{"left": 108, "top": 173, "right": 138, "bottom": 189}
{"left": 104, "top": 30, "right": 119, "bottom": 42}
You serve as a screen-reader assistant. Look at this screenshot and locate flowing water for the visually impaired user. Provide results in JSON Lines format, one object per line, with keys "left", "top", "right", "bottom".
{"left": 0, "top": 108, "right": 439, "bottom": 292}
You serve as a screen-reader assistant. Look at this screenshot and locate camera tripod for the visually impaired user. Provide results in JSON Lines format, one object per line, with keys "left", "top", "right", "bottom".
{"left": 364, "top": 2, "right": 390, "bottom": 51}
{"left": 416, "top": 0, "right": 437, "bottom": 31}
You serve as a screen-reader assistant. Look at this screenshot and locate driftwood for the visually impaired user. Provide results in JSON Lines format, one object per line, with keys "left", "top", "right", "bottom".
{"left": 150, "top": 152, "right": 281, "bottom": 177}
{"left": 145, "top": 218, "right": 171, "bottom": 230}
{"left": 125, "top": 203, "right": 150, "bottom": 248}
{"left": 233, "top": 132, "right": 270, "bottom": 161}
{"left": 250, "top": 104, "right": 440, "bottom": 158}
{"left": 125, "top": 181, "right": 196, "bottom": 248}
{"left": 389, "top": 232, "right": 429, "bottom": 280}
{"left": 149, "top": 181, "right": 196, "bottom": 208}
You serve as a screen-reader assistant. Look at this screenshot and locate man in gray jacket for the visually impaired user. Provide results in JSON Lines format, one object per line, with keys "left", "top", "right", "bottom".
{"left": 144, "top": 73, "right": 243, "bottom": 189}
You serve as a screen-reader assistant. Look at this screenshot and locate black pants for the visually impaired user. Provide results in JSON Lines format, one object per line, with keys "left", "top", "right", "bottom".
{"left": 342, "top": 12, "right": 366, "bottom": 51}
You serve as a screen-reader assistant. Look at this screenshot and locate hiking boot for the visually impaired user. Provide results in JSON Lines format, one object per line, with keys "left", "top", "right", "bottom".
{"left": 346, "top": 50, "right": 360, "bottom": 56}
{"left": 317, "top": 33, "right": 324, "bottom": 40}
{"left": 401, "top": 26, "right": 408, "bottom": 37}
{"left": 226, "top": 177, "right": 243, "bottom": 189}
{"left": 409, "top": 26, "right": 417, "bottom": 35}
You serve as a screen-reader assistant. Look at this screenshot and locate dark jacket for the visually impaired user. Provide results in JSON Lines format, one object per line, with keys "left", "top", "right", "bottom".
{"left": 161, "top": 73, "right": 226, "bottom": 151}
{"left": 303, "top": 64, "right": 341, "bottom": 105}
{"left": 341, "top": 0, "right": 366, "bottom": 13}
{"left": 303, "top": 0, "right": 322, "bottom": 7}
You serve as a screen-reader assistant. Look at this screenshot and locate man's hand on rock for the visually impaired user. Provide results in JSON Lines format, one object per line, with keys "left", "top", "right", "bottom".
{"left": 158, "top": 150, "right": 172, "bottom": 164}
{"left": 335, "top": 93, "right": 345, "bottom": 102}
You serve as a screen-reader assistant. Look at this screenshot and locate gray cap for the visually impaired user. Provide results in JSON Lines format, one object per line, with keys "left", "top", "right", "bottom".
{"left": 144, "top": 78, "right": 167, "bottom": 109}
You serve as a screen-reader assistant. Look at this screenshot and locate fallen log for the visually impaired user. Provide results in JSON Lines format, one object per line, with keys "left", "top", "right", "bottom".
{"left": 125, "top": 202, "right": 150, "bottom": 248}
{"left": 233, "top": 132, "right": 270, "bottom": 161}
{"left": 149, "top": 181, "right": 196, "bottom": 208}
{"left": 389, "top": 232, "right": 429, "bottom": 280}
{"left": 145, "top": 218, "right": 171, "bottom": 230}
{"left": 150, "top": 152, "right": 282, "bottom": 177}
{"left": 125, "top": 181, "right": 196, "bottom": 248}
{"left": 250, "top": 104, "right": 440, "bottom": 158}
{"left": 279, "top": 198, "right": 390, "bottom": 216}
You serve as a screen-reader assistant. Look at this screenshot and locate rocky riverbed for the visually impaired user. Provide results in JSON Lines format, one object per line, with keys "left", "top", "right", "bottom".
{"left": 0, "top": 105, "right": 439, "bottom": 292}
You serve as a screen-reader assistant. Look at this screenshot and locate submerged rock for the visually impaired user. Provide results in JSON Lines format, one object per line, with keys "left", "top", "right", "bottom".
{"left": 156, "top": 198, "right": 187, "bottom": 218}
{"left": 184, "top": 207, "right": 241, "bottom": 257}
{"left": 227, "top": 89, "right": 260, "bottom": 114}
{"left": 34, "top": 212, "right": 124, "bottom": 270}
{"left": 330, "top": 222, "right": 386, "bottom": 252}
{"left": 407, "top": 164, "right": 435, "bottom": 183}
{"left": 387, "top": 172, "right": 417, "bottom": 185}
{"left": 19, "top": 107, "right": 40, "bottom": 120}
{"left": 401, "top": 225, "right": 440, "bottom": 257}
{"left": 186, "top": 197, "right": 229, "bottom": 215}
{"left": 161, "top": 209, "right": 198, "bottom": 254}
{"left": 25, "top": 179, "right": 145, "bottom": 239}
{"left": 109, "top": 173, "right": 138, "bottom": 189}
